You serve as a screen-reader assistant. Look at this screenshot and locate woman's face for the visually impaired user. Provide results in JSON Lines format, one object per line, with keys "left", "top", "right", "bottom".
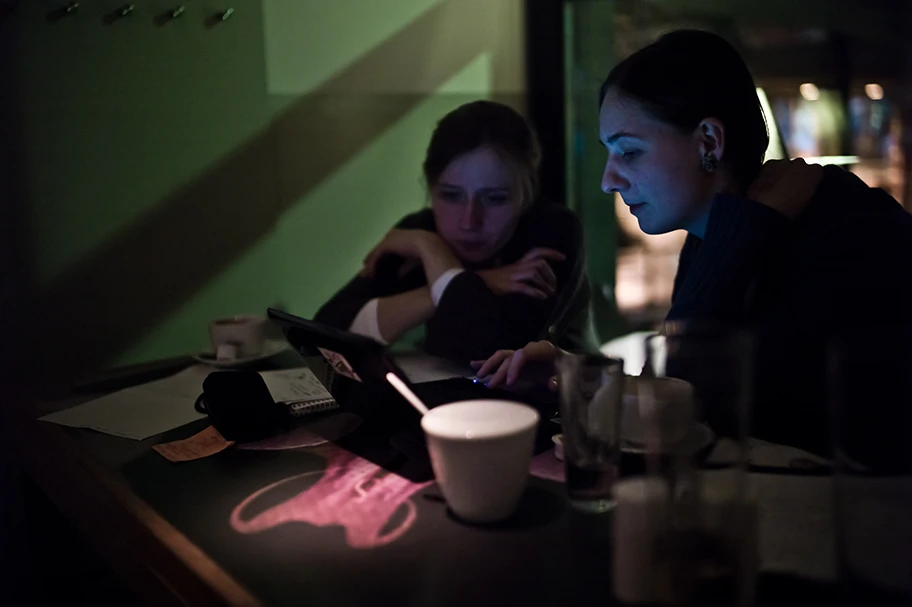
{"left": 431, "top": 146, "right": 523, "bottom": 264}
{"left": 598, "top": 90, "right": 716, "bottom": 236}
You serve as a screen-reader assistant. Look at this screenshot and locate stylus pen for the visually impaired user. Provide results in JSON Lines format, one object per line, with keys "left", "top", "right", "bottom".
{"left": 386, "top": 372, "right": 429, "bottom": 416}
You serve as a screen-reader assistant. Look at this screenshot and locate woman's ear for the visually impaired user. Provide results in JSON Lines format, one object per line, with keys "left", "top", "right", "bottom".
{"left": 694, "top": 118, "right": 726, "bottom": 163}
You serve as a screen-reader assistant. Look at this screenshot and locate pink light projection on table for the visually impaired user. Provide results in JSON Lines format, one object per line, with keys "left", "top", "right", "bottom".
{"left": 529, "top": 450, "right": 566, "bottom": 483}
{"left": 230, "top": 413, "right": 565, "bottom": 549}
{"left": 231, "top": 442, "right": 431, "bottom": 549}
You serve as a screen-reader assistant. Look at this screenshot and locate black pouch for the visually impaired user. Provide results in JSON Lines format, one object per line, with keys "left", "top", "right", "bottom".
{"left": 195, "top": 371, "right": 289, "bottom": 442}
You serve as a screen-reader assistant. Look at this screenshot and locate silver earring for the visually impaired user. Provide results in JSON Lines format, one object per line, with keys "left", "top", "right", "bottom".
{"left": 701, "top": 154, "right": 717, "bottom": 172}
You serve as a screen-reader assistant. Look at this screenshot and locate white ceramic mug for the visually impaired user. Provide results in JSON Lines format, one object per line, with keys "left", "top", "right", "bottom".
{"left": 421, "top": 400, "right": 539, "bottom": 523}
{"left": 208, "top": 314, "right": 267, "bottom": 360}
{"left": 621, "top": 376, "right": 694, "bottom": 445}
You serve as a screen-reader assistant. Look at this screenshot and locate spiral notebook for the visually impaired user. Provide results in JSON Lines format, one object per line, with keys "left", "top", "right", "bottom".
{"left": 259, "top": 367, "right": 338, "bottom": 417}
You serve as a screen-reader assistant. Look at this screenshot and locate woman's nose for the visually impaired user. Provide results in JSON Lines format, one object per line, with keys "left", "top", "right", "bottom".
{"left": 460, "top": 201, "right": 483, "bottom": 231}
{"left": 601, "top": 161, "right": 629, "bottom": 195}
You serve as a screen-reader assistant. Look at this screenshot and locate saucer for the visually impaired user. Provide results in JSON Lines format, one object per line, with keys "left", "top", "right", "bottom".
{"left": 549, "top": 421, "right": 716, "bottom": 456}
{"left": 193, "top": 339, "right": 289, "bottom": 368}
{"left": 620, "top": 422, "right": 716, "bottom": 455}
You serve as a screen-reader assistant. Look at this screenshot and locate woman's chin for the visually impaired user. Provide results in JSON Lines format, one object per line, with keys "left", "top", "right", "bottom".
{"left": 456, "top": 247, "right": 494, "bottom": 264}
{"left": 635, "top": 216, "right": 673, "bottom": 236}
{"left": 633, "top": 216, "right": 655, "bottom": 235}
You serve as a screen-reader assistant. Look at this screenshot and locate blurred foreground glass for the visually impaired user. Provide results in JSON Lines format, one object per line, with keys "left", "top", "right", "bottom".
{"left": 642, "top": 322, "right": 757, "bottom": 607}
{"left": 557, "top": 353, "right": 625, "bottom": 513}
{"left": 831, "top": 329, "right": 912, "bottom": 605}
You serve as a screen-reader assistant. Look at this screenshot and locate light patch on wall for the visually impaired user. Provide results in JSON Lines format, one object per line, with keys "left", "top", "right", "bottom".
{"left": 262, "top": 0, "right": 441, "bottom": 94}
{"left": 273, "top": 53, "right": 493, "bottom": 315}
{"left": 116, "top": 54, "right": 493, "bottom": 366}
{"left": 436, "top": 51, "right": 491, "bottom": 95}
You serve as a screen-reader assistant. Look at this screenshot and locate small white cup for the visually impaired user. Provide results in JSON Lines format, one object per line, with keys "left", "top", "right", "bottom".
{"left": 421, "top": 400, "right": 539, "bottom": 523}
{"left": 208, "top": 314, "right": 267, "bottom": 359}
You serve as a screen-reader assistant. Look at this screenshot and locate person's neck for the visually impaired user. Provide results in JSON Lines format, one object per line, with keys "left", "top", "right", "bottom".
{"left": 685, "top": 206, "right": 711, "bottom": 239}
{"left": 684, "top": 174, "right": 743, "bottom": 239}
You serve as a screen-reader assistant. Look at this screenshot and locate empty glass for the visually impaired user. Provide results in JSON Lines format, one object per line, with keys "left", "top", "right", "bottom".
{"left": 557, "top": 353, "right": 625, "bottom": 513}
{"left": 641, "top": 322, "right": 757, "bottom": 607}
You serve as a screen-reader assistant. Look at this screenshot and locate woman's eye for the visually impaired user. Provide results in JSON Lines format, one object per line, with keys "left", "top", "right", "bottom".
{"left": 620, "top": 150, "right": 642, "bottom": 160}
{"left": 482, "top": 193, "right": 511, "bottom": 206}
{"left": 439, "top": 190, "right": 463, "bottom": 202}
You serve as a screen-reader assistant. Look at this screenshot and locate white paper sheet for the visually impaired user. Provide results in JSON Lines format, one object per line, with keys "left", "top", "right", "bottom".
{"left": 39, "top": 365, "right": 213, "bottom": 440}
{"left": 39, "top": 365, "right": 336, "bottom": 441}
{"left": 259, "top": 367, "right": 332, "bottom": 404}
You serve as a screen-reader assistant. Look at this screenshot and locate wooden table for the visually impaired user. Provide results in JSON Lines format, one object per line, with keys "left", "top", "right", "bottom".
{"left": 7, "top": 359, "right": 839, "bottom": 607}
{"left": 9, "top": 359, "right": 261, "bottom": 607}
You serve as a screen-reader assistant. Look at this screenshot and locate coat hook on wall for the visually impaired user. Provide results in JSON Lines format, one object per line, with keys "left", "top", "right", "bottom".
{"left": 204, "top": 7, "right": 233, "bottom": 28}
{"left": 46, "top": 1, "right": 79, "bottom": 23}
{"left": 154, "top": 5, "right": 185, "bottom": 26}
{"left": 103, "top": 4, "right": 135, "bottom": 24}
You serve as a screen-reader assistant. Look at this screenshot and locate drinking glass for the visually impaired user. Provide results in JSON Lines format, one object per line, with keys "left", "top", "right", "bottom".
{"left": 557, "top": 353, "right": 625, "bottom": 513}
{"left": 642, "top": 321, "right": 757, "bottom": 607}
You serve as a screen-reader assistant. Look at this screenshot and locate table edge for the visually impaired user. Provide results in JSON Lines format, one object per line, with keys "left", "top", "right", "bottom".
{"left": 12, "top": 406, "right": 263, "bottom": 607}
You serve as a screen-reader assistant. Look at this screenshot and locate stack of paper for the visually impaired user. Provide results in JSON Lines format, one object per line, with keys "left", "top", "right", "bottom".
{"left": 40, "top": 365, "right": 212, "bottom": 440}
{"left": 40, "top": 365, "right": 338, "bottom": 441}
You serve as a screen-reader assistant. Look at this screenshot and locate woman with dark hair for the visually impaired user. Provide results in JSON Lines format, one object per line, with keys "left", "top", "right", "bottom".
{"left": 315, "top": 100, "right": 593, "bottom": 363}
{"left": 477, "top": 30, "right": 912, "bottom": 460}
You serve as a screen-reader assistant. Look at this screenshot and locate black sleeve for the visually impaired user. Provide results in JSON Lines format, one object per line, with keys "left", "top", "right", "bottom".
{"left": 424, "top": 207, "right": 587, "bottom": 362}
{"left": 748, "top": 206, "right": 912, "bottom": 464}
{"left": 313, "top": 212, "right": 432, "bottom": 330}
{"left": 667, "top": 193, "right": 912, "bottom": 466}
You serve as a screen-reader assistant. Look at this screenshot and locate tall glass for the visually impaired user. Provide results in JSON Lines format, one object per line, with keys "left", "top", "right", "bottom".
{"left": 643, "top": 321, "right": 757, "bottom": 607}
{"left": 557, "top": 353, "right": 625, "bottom": 513}
{"left": 831, "top": 328, "right": 912, "bottom": 605}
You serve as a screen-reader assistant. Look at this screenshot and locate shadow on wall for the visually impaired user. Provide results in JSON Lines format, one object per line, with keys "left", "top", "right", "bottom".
{"left": 15, "top": 0, "right": 521, "bottom": 388}
{"left": 1, "top": 13, "right": 31, "bottom": 391}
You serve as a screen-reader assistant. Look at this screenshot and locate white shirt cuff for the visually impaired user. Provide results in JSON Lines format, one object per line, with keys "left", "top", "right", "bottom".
{"left": 348, "top": 298, "right": 387, "bottom": 345}
{"left": 430, "top": 268, "right": 464, "bottom": 307}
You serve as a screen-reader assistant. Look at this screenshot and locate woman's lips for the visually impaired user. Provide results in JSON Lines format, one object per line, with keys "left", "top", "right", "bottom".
{"left": 456, "top": 241, "right": 487, "bottom": 252}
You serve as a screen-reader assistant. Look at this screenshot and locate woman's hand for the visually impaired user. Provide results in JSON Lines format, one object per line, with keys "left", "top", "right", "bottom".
{"left": 360, "top": 230, "right": 460, "bottom": 283}
{"left": 470, "top": 340, "right": 564, "bottom": 389}
{"left": 747, "top": 158, "right": 824, "bottom": 219}
{"left": 360, "top": 229, "right": 433, "bottom": 278}
{"left": 476, "top": 247, "right": 566, "bottom": 300}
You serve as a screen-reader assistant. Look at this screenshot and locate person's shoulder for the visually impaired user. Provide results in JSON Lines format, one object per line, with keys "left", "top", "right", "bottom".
{"left": 801, "top": 165, "right": 912, "bottom": 259}
{"left": 810, "top": 165, "right": 912, "bottom": 228}
{"left": 394, "top": 208, "right": 436, "bottom": 230}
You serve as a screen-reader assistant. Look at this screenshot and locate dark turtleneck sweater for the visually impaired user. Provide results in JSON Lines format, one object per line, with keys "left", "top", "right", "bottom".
{"left": 667, "top": 166, "right": 912, "bottom": 469}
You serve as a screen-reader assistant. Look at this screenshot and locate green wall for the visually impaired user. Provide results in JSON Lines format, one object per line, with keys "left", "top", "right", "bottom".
{"left": 565, "top": 0, "right": 626, "bottom": 340}
{"left": 13, "top": 0, "right": 526, "bottom": 383}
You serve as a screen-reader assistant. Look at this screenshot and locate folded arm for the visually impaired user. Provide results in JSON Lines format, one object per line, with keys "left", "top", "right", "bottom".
{"left": 316, "top": 211, "right": 463, "bottom": 343}
{"left": 425, "top": 211, "right": 587, "bottom": 362}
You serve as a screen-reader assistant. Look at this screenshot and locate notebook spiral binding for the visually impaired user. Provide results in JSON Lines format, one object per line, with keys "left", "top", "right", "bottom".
{"left": 288, "top": 397, "right": 338, "bottom": 417}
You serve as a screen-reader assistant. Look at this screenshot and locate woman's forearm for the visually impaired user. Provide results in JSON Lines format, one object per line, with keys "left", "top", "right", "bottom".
{"left": 416, "top": 233, "right": 463, "bottom": 285}
{"left": 377, "top": 287, "right": 436, "bottom": 343}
